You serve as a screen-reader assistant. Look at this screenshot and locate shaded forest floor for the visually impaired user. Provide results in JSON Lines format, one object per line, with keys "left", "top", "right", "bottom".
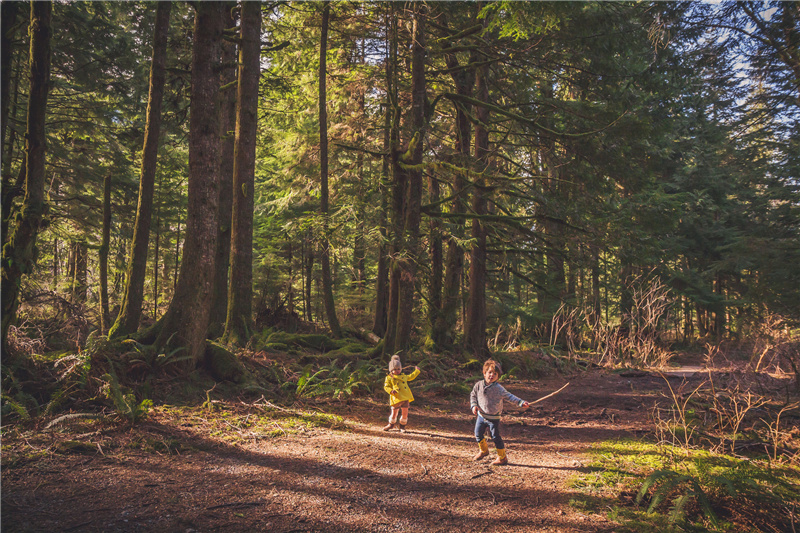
{"left": 1, "top": 361, "right": 795, "bottom": 532}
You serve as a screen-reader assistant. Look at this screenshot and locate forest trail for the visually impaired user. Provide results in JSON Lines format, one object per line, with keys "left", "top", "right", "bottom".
{"left": 2, "top": 370, "right": 670, "bottom": 532}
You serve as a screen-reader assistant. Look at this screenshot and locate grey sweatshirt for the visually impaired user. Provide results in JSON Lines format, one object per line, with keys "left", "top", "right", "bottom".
{"left": 470, "top": 380, "right": 526, "bottom": 420}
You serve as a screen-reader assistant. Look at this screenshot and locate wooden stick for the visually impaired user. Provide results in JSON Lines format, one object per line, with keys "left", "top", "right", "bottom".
{"left": 528, "top": 382, "right": 570, "bottom": 406}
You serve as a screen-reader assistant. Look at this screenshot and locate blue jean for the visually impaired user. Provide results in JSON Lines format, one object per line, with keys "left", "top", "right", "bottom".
{"left": 474, "top": 413, "right": 505, "bottom": 450}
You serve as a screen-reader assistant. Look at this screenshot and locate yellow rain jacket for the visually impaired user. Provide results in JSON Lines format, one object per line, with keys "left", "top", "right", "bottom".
{"left": 383, "top": 368, "right": 420, "bottom": 406}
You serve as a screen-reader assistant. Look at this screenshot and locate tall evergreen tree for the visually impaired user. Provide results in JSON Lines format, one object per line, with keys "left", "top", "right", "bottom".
{"left": 224, "top": 0, "right": 261, "bottom": 345}
{"left": 109, "top": 1, "right": 172, "bottom": 338}
{"left": 1, "top": 1, "right": 51, "bottom": 353}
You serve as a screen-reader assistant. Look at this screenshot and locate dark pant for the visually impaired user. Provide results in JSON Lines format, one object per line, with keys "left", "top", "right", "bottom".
{"left": 474, "top": 413, "right": 504, "bottom": 450}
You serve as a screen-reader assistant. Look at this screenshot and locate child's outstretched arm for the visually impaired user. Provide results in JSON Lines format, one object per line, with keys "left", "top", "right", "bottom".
{"left": 500, "top": 386, "right": 528, "bottom": 408}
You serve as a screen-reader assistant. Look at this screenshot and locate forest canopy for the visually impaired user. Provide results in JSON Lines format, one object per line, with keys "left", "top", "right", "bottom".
{"left": 2, "top": 0, "right": 799, "bottom": 365}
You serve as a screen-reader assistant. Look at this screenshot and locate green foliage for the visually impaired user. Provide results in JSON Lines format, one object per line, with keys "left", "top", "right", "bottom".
{"left": 294, "top": 359, "right": 381, "bottom": 399}
{"left": 574, "top": 439, "right": 800, "bottom": 533}
{"left": 0, "top": 393, "right": 32, "bottom": 422}
{"left": 102, "top": 358, "right": 152, "bottom": 424}
{"left": 257, "top": 331, "right": 343, "bottom": 353}
{"left": 636, "top": 469, "right": 718, "bottom": 527}
{"left": 120, "top": 336, "right": 193, "bottom": 374}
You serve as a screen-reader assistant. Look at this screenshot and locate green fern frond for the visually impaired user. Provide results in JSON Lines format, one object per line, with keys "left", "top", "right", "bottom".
{"left": 45, "top": 412, "right": 104, "bottom": 429}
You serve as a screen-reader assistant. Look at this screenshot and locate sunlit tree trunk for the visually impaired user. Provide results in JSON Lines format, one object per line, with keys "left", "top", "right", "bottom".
{"left": 394, "top": 4, "right": 427, "bottom": 354}
{"left": 209, "top": 2, "right": 237, "bottom": 338}
{"left": 99, "top": 173, "right": 111, "bottom": 333}
{"left": 383, "top": 4, "right": 402, "bottom": 354}
{"left": 1, "top": 1, "right": 51, "bottom": 352}
{"left": 110, "top": 1, "right": 171, "bottom": 338}
{"left": 438, "top": 13, "right": 476, "bottom": 348}
{"left": 224, "top": 0, "right": 260, "bottom": 345}
{"left": 318, "top": 1, "right": 342, "bottom": 338}
{"left": 304, "top": 228, "right": 314, "bottom": 322}
{"left": 155, "top": 2, "right": 223, "bottom": 364}
{"left": 464, "top": 29, "right": 489, "bottom": 357}
{"left": 371, "top": 80, "right": 390, "bottom": 337}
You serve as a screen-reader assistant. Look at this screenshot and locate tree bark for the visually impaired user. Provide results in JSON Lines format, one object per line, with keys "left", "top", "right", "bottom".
{"left": 1, "top": 1, "right": 51, "bottom": 352}
{"left": 437, "top": 11, "right": 476, "bottom": 348}
{"left": 224, "top": 0, "right": 260, "bottom": 345}
{"left": 318, "top": 1, "right": 342, "bottom": 338}
{"left": 155, "top": 2, "right": 223, "bottom": 365}
{"left": 464, "top": 27, "right": 489, "bottom": 357}
{"left": 109, "top": 1, "right": 171, "bottom": 338}
{"left": 394, "top": 3, "right": 427, "bottom": 354}
{"left": 99, "top": 174, "right": 111, "bottom": 334}
{"left": 209, "top": 2, "right": 237, "bottom": 338}
{"left": 1, "top": 0, "right": 20, "bottom": 158}
{"left": 372, "top": 8, "right": 393, "bottom": 338}
{"left": 383, "top": 4, "right": 402, "bottom": 355}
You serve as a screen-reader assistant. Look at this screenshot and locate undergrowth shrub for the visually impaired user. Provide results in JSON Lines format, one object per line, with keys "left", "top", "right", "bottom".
{"left": 574, "top": 439, "right": 800, "bottom": 533}
{"left": 292, "top": 359, "right": 381, "bottom": 399}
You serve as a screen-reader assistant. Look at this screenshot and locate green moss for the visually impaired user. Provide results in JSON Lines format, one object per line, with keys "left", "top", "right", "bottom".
{"left": 571, "top": 438, "right": 800, "bottom": 533}
{"left": 204, "top": 341, "right": 249, "bottom": 383}
{"left": 53, "top": 440, "right": 97, "bottom": 455}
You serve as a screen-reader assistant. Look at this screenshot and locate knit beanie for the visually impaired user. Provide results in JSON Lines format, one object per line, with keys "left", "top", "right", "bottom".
{"left": 388, "top": 354, "right": 402, "bottom": 372}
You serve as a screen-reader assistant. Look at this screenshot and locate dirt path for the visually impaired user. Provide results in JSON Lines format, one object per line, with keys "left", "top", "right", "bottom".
{"left": 2, "top": 370, "right": 669, "bottom": 532}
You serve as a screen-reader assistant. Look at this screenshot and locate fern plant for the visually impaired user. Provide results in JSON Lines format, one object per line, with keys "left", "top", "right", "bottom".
{"left": 102, "top": 358, "right": 152, "bottom": 424}
{"left": 636, "top": 468, "right": 719, "bottom": 527}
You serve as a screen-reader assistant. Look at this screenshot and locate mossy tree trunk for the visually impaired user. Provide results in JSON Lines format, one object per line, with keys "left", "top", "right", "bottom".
{"left": 209, "top": 2, "right": 237, "bottom": 339}
{"left": 436, "top": 10, "right": 477, "bottom": 349}
{"left": 318, "top": 1, "right": 342, "bottom": 339}
{"left": 224, "top": 0, "right": 260, "bottom": 345}
{"left": 109, "top": 1, "right": 172, "bottom": 338}
{"left": 394, "top": 3, "right": 427, "bottom": 354}
{"left": 154, "top": 2, "right": 223, "bottom": 365}
{"left": 464, "top": 22, "right": 489, "bottom": 357}
{"left": 371, "top": 39, "right": 392, "bottom": 338}
{"left": 99, "top": 173, "right": 111, "bottom": 334}
{"left": 1, "top": 1, "right": 51, "bottom": 353}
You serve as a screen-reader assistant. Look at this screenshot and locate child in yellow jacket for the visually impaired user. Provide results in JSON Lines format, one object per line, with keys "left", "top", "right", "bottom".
{"left": 382, "top": 355, "right": 420, "bottom": 432}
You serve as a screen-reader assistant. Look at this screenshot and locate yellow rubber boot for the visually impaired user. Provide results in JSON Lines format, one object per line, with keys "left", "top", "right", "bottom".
{"left": 492, "top": 447, "right": 508, "bottom": 465}
{"left": 473, "top": 439, "right": 489, "bottom": 461}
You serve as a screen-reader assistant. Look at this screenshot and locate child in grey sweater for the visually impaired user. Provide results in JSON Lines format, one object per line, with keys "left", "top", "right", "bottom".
{"left": 469, "top": 359, "right": 530, "bottom": 465}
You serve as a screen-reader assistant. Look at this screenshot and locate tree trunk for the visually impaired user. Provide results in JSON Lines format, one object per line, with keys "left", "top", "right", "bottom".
{"left": 72, "top": 241, "right": 88, "bottom": 304}
{"left": 438, "top": 15, "right": 476, "bottom": 347}
{"left": 304, "top": 228, "right": 314, "bottom": 322}
{"left": 99, "top": 174, "right": 111, "bottom": 334}
{"left": 109, "top": 1, "right": 171, "bottom": 338}
{"left": 318, "top": 1, "right": 342, "bottom": 338}
{"left": 224, "top": 0, "right": 257, "bottom": 342}
{"left": 382, "top": 3, "right": 401, "bottom": 355}
{"left": 1, "top": 0, "right": 20, "bottom": 158}
{"left": 371, "top": 95, "right": 390, "bottom": 337}
{"left": 394, "top": 3, "right": 427, "bottom": 354}
{"left": 1, "top": 1, "right": 51, "bottom": 352}
{"left": 427, "top": 153, "right": 442, "bottom": 344}
{"left": 464, "top": 28, "right": 489, "bottom": 357}
{"left": 2, "top": 46, "right": 24, "bottom": 252}
{"left": 155, "top": 2, "right": 223, "bottom": 365}
{"left": 209, "top": 2, "right": 237, "bottom": 339}
{"left": 224, "top": 0, "right": 260, "bottom": 345}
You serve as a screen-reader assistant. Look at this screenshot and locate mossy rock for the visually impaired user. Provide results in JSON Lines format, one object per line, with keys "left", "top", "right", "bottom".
{"left": 54, "top": 440, "right": 97, "bottom": 455}
{"left": 265, "top": 332, "right": 342, "bottom": 352}
{"left": 263, "top": 342, "right": 290, "bottom": 352}
{"left": 204, "top": 342, "right": 248, "bottom": 383}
